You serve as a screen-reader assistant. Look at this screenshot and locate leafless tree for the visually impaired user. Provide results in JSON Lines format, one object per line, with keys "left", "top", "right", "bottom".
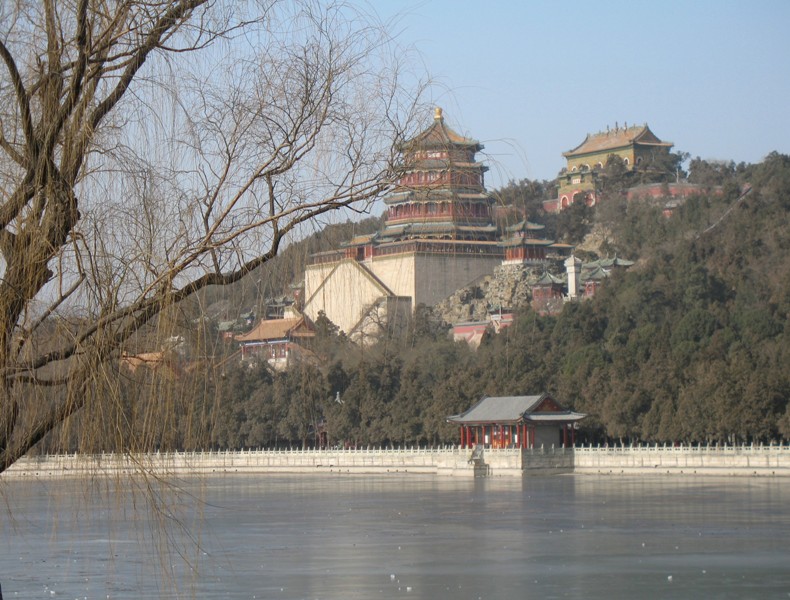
{"left": 0, "top": 0, "right": 426, "bottom": 472}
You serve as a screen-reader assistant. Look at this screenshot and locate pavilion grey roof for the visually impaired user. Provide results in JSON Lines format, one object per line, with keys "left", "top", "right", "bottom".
{"left": 447, "top": 394, "right": 586, "bottom": 425}
{"left": 526, "top": 413, "right": 587, "bottom": 422}
{"left": 534, "top": 271, "right": 566, "bottom": 286}
{"left": 583, "top": 255, "right": 634, "bottom": 269}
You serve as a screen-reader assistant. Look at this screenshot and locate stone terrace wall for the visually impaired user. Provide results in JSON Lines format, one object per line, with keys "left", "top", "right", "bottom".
{"left": 2, "top": 447, "right": 488, "bottom": 479}
{"left": 573, "top": 444, "right": 790, "bottom": 476}
{"left": 3, "top": 445, "right": 790, "bottom": 480}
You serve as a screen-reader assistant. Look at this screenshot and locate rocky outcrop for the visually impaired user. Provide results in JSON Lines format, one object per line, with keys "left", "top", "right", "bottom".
{"left": 576, "top": 223, "right": 612, "bottom": 255}
{"left": 434, "top": 264, "right": 552, "bottom": 324}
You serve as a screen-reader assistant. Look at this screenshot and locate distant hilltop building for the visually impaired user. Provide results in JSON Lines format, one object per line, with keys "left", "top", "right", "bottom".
{"left": 449, "top": 252, "right": 635, "bottom": 345}
{"left": 544, "top": 123, "right": 673, "bottom": 213}
{"left": 234, "top": 313, "right": 315, "bottom": 371}
{"left": 528, "top": 255, "right": 627, "bottom": 317}
{"left": 302, "top": 108, "right": 560, "bottom": 340}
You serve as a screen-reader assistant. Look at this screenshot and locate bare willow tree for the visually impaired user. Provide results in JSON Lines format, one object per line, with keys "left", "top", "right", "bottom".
{"left": 0, "top": 0, "right": 425, "bottom": 472}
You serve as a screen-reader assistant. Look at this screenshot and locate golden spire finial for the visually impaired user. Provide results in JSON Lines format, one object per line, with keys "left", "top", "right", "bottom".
{"left": 434, "top": 106, "right": 443, "bottom": 121}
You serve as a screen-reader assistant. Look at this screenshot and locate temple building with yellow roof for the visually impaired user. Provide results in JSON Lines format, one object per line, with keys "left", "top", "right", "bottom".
{"left": 545, "top": 123, "right": 673, "bottom": 212}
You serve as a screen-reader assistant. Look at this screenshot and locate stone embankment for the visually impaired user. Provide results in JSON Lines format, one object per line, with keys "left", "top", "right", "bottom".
{"left": 1, "top": 447, "right": 523, "bottom": 479}
{"left": 2, "top": 445, "right": 789, "bottom": 479}
{"left": 573, "top": 444, "right": 790, "bottom": 476}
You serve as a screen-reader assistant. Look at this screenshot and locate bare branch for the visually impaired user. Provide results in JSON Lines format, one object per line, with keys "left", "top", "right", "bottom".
{"left": 89, "top": 0, "right": 210, "bottom": 132}
{"left": 0, "top": 40, "right": 35, "bottom": 156}
{"left": 0, "top": 0, "right": 426, "bottom": 473}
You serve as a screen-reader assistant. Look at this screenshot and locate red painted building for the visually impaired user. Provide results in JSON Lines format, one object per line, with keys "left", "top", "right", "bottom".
{"left": 448, "top": 393, "right": 586, "bottom": 449}
{"left": 499, "top": 219, "right": 554, "bottom": 265}
{"left": 531, "top": 271, "right": 566, "bottom": 315}
{"left": 235, "top": 316, "right": 315, "bottom": 370}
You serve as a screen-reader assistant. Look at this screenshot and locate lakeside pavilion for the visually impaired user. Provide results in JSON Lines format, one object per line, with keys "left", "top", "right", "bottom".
{"left": 448, "top": 393, "right": 586, "bottom": 449}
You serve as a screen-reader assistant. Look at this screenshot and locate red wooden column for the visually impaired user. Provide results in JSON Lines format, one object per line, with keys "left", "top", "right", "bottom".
{"left": 562, "top": 424, "right": 568, "bottom": 448}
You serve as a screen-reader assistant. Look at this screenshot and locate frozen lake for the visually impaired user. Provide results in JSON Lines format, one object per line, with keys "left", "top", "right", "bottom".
{"left": 1, "top": 474, "right": 789, "bottom": 599}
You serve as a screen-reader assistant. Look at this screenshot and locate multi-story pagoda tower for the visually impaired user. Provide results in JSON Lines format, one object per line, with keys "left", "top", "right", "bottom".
{"left": 302, "top": 109, "right": 505, "bottom": 339}
{"left": 378, "top": 107, "right": 497, "bottom": 243}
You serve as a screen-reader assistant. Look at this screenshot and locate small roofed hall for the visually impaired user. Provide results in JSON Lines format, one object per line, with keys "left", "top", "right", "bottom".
{"left": 234, "top": 315, "right": 315, "bottom": 370}
{"left": 447, "top": 393, "right": 586, "bottom": 449}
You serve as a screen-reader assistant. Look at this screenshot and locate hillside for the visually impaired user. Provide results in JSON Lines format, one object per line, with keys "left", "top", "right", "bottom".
{"left": 248, "top": 152, "right": 790, "bottom": 447}
{"left": 43, "top": 154, "right": 790, "bottom": 453}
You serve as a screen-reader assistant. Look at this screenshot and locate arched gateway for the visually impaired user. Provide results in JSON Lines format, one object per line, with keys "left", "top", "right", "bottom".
{"left": 448, "top": 393, "right": 586, "bottom": 449}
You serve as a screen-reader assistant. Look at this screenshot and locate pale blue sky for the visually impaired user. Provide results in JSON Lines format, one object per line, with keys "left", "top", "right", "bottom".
{"left": 375, "top": 0, "right": 790, "bottom": 186}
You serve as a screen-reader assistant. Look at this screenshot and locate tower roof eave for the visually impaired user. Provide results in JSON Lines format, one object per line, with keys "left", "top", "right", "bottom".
{"left": 401, "top": 108, "right": 483, "bottom": 152}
